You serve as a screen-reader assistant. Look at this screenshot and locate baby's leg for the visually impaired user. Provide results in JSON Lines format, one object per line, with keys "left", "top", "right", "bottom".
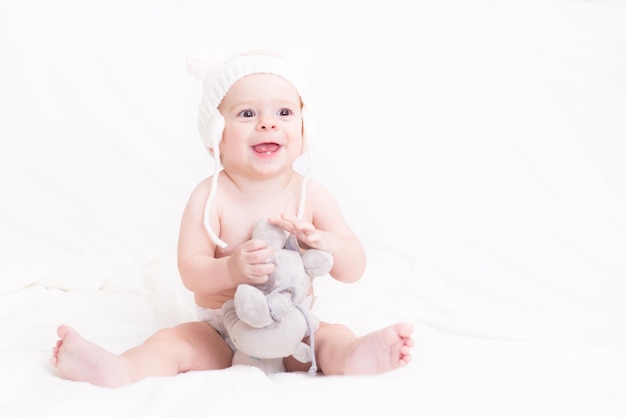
{"left": 51, "top": 322, "right": 232, "bottom": 387}
{"left": 302, "top": 322, "right": 414, "bottom": 375}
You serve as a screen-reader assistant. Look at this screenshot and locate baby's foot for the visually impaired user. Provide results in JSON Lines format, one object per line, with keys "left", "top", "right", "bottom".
{"left": 344, "top": 323, "right": 415, "bottom": 375}
{"left": 51, "top": 325, "right": 131, "bottom": 387}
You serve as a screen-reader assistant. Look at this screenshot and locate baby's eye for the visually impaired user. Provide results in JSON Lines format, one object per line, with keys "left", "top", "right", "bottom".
{"left": 278, "top": 108, "right": 293, "bottom": 117}
{"left": 239, "top": 109, "right": 255, "bottom": 118}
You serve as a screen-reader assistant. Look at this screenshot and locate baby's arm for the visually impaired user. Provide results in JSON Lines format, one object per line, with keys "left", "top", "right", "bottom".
{"left": 269, "top": 181, "right": 366, "bottom": 284}
{"left": 177, "top": 179, "right": 274, "bottom": 297}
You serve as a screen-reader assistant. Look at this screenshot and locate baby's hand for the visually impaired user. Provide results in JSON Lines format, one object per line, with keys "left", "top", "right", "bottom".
{"left": 268, "top": 214, "right": 325, "bottom": 250}
{"left": 227, "top": 239, "right": 275, "bottom": 285}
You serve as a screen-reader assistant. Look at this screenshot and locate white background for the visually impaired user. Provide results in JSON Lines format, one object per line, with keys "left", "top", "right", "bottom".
{"left": 1, "top": 1, "right": 625, "bottom": 415}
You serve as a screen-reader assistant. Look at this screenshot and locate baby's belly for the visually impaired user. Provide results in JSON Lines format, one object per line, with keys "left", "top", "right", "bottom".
{"left": 194, "top": 290, "right": 235, "bottom": 309}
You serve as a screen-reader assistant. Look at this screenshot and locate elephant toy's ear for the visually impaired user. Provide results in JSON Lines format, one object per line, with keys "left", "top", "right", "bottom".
{"left": 284, "top": 234, "right": 300, "bottom": 251}
{"left": 302, "top": 250, "right": 334, "bottom": 277}
{"left": 292, "top": 341, "right": 313, "bottom": 363}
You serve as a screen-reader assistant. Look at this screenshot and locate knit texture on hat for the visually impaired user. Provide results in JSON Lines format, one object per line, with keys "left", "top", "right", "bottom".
{"left": 196, "top": 52, "right": 313, "bottom": 248}
{"left": 198, "top": 53, "right": 311, "bottom": 152}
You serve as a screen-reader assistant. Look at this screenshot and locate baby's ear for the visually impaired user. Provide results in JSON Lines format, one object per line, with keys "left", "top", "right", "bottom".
{"left": 207, "top": 146, "right": 222, "bottom": 161}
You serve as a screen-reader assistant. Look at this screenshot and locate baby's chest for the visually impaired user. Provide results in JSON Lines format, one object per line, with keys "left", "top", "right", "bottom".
{"left": 219, "top": 201, "right": 296, "bottom": 239}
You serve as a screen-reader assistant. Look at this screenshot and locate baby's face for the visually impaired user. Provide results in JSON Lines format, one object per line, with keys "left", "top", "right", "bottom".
{"left": 217, "top": 74, "right": 304, "bottom": 178}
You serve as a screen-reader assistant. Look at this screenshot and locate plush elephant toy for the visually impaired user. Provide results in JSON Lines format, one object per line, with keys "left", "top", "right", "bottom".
{"left": 221, "top": 218, "right": 333, "bottom": 374}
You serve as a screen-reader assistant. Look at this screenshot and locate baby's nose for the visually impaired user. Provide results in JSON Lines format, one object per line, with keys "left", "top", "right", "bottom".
{"left": 257, "top": 115, "right": 277, "bottom": 130}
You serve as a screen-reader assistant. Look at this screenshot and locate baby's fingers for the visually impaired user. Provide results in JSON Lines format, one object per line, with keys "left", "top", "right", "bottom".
{"left": 241, "top": 240, "right": 273, "bottom": 264}
{"left": 267, "top": 215, "right": 296, "bottom": 233}
{"left": 301, "top": 230, "right": 322, "bottom": 244}
{"left": 246, "top": 262, "right": 275, "bottom": 284}
{"left": 270, "top": 214, "right": 314, "bottom": 234}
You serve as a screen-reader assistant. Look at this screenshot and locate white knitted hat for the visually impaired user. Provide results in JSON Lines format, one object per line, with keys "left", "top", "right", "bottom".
{"left": 195, "top": 51, "right": 313, "bottom": 248}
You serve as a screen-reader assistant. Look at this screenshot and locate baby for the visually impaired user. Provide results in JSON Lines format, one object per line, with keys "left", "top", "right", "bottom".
{"left": 51, "top": 51, "right": 414, "bottom": 387}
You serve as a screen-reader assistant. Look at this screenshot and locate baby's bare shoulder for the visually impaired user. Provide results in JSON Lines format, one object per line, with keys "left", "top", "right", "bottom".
{"left": 305, "top": 178, "right": 337, "bottom": 205}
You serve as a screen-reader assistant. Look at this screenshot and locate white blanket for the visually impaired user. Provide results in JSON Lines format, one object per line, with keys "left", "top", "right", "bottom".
{"left": 1, "top": 1, "right": 625, "bottom": 416}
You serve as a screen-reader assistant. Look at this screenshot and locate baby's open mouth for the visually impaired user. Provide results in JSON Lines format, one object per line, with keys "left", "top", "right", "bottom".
{"left": 253, "top": 143, "right": 281, "bottom": 154}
